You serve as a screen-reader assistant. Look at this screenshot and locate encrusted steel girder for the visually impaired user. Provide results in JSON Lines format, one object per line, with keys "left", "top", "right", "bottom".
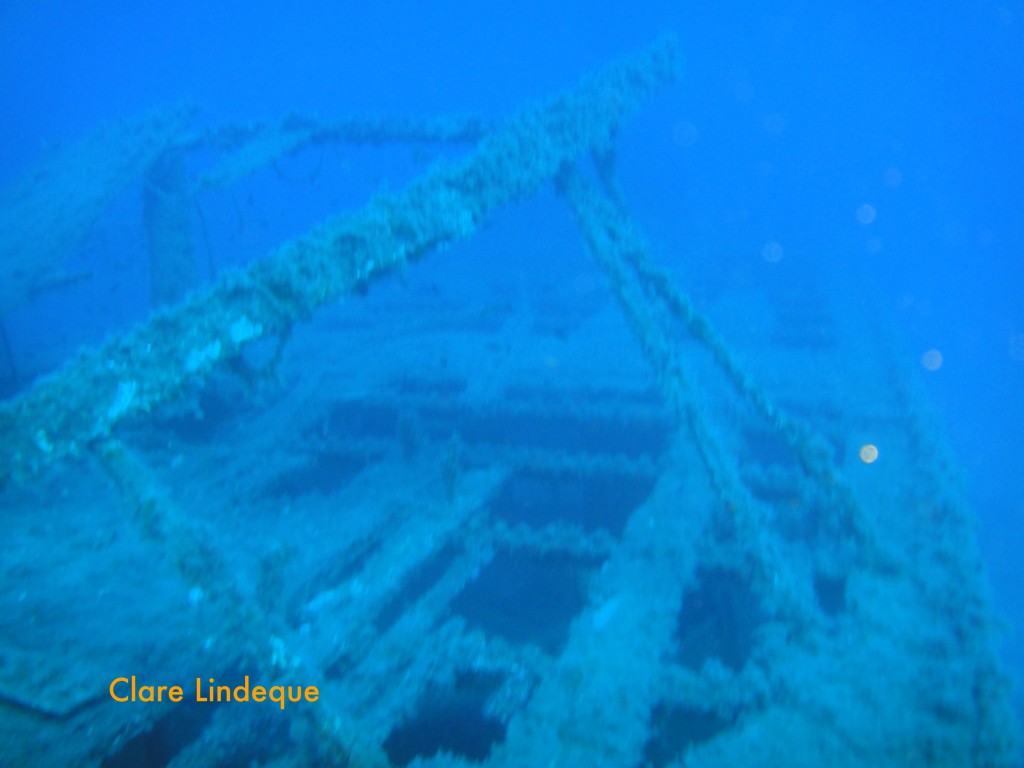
{"left": 0, "top": 35, "right": 680, "bottom": 485}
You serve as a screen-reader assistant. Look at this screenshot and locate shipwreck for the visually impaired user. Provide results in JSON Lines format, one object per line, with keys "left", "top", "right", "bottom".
{"left": 0, "top": 36, "right": 1016, "bottom": 767}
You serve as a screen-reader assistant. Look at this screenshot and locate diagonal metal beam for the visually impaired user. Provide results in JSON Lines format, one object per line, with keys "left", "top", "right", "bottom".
{"left": 0, "top": 36, "right": 680, "bottom": 485}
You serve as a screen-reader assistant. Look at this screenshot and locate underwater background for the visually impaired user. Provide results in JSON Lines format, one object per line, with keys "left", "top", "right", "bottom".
{"left": 0, "top": 2, "right": 1021, "bottom": 766}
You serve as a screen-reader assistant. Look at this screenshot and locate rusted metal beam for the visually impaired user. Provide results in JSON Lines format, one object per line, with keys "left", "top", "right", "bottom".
{"left": 0, "top": 36, "right": 680, "bottom": 485}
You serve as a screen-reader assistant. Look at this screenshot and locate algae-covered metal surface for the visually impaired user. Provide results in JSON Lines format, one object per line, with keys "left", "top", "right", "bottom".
{"left": 0, "top": 36, "right": 678, "bottom": 485}
{"left": 0, "top": 105, "right": 195, "bottom": 317}
{"left": 0, "top": 34, "right": 1017, "bottom": 768}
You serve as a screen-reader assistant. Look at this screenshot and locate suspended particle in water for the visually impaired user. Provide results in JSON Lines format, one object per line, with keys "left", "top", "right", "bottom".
{"left": 883, "top": 167, "right": 903, "bottom": 187}
{"left": 762, "top": 241, "right": 784, "bottom": 264}
{"left": 921, "top": 349, "right": 943, "bottom": 371}
{"left": 732, "top": 73, "right": 754, "bottom": 103}
{"left": 761, "top": 112, "right": 786, "bottom": 135}
{"left": 1008, "top": 334, "right": 1024, "bottom": 362}
{"left": 859, "top": 444, "right": 879, "bottom": 464}
{"left": 856, "top": 204, "right": 877, "bottom": 225}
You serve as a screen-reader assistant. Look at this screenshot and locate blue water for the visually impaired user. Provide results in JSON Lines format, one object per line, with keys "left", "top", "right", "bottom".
{"left": 1, "top": 2, "right": 1021, "bottom": 765}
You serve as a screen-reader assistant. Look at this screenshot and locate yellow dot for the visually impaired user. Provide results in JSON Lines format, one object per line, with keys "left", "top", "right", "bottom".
{"left": 921, "top": 349, "right": 942, "bottom": 371}
{"left": 859, "top": 444, "right": 879, "bottom": 464}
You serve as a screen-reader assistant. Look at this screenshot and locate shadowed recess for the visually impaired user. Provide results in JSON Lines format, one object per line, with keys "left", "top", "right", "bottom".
{"left": 450, "top": 550, "right": 593, "bottom": 654}
{"left": 262, "top": 449, "right": 370, "bottom": 498}
{"left": 814, "top": 571, "right": 847, "bottom": 617}
{"left": 421, "top": 407, "right": 672, "bottom": 458}
{"left": 375, "top": 542, "right": 461, "bottom": 633}
{"left": 100, "top": 701, "right": 219, "bottom": 768}
{"left": 675, "top": 567, "right": 763, "bottom": 672}
{"left": 490, "top": 468, "right": 655, "bottom": 537}
{"left": 640, "top": 702, "right": 734, "bottom": 768}
{"left": 383, "top": 671, "right": 506, "bottom": 766}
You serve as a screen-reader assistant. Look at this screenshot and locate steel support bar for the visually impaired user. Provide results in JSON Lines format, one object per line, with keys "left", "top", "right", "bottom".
{"left": 0, "top": 36, "right": 680, "bottom": 485}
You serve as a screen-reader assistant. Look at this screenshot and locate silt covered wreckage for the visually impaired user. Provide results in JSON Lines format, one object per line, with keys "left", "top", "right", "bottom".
{"left": 0, "top": 36, "right": 1017, "bottom": 767}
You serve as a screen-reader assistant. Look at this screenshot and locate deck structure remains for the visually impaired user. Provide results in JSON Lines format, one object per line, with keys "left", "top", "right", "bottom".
{"left": 0, "top": 36, "right": 1016, "bottom": 768}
